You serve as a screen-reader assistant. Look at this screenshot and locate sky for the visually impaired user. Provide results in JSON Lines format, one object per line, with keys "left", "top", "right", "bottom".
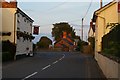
{"left": 6, "top": 0, "right": 113, "bottom": 44}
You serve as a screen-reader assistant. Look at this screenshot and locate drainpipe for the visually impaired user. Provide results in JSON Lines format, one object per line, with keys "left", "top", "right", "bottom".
{"left": 97, "top": 15, "right": 106, "bottom": 35}
{"left": 96, "top": 15, "right": 106, "bottom": 52}
{"left": 13, "top": 10, "right": 17, "bottom": 60}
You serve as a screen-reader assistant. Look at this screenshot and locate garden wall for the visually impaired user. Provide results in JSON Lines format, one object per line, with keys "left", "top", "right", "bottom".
{"left": 95, "top": 52, "right": 120, "bottom": 79}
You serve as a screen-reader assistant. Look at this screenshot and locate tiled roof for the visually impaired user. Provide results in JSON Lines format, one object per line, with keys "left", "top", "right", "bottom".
{"left": 62, "top": 38, "right": 73, "bottom": 46}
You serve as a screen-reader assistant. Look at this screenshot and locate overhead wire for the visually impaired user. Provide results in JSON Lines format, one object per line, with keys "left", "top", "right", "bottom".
{"left": 83, "top": 0, "right": 93, "bottom": 19}
{"left": 39, "top": 19, "right": 82, "bottom": 27}
{"left": 37, "top": 0, "right": 93, "bottom": 27}
{"left": 38, "top": 1, "right": 67, "bottom": 14}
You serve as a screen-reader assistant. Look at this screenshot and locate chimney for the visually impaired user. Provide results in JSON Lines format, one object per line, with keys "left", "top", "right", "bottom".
{"left": 100, "top": 0, "right": 102, "bottom": 8}
{"left": 2, "top": 0, "right": 17, "bottom": 8}
{"left": 63, "top": 31, "right": 67, "bottom": 38}
{"left": 90, "top": 19, "right": 93, "bottom": 28}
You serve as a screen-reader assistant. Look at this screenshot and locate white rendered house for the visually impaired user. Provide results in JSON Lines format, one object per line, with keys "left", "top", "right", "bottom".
{"left": 1, "top": 0, "right": 34, "bottom": 59}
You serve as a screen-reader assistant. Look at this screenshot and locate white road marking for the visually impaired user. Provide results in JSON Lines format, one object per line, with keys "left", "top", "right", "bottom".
{"left": 22, "top": 54, "right": 66, "bottom": 80}
{"left": 63, "top": 54, "right": 65, "bottom": 58}
{"left": 52, "top": 61, "right": 58, "bottom": 64}
{"left": 59, "top": 58, "right": 62, "bottom": 61}
{"left": 22, "top": 72, "right": 38, "bottom": 80}
{"left": 41, "top": 65, "right": 51, "bottom": 71}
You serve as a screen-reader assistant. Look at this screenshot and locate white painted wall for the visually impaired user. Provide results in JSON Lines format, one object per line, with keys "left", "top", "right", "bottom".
{"left": 95, "top": 53, "right": 120, "bottom": 79}
{"left": 16, "top": 12, "right": 33, "bottom": 55}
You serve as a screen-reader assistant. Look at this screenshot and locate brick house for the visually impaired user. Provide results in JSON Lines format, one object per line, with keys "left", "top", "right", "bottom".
{"left": 54, "top": 32, "right": 75, "bottom": 51}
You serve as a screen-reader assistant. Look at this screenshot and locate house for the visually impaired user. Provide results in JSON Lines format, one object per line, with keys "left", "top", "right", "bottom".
{"left": 91, "top": 1, "right": 120, "bottom": 78}
{"left": 54, "top": 32, "right": 75, "bottom": 51}
{"left": 88, "top": 20, "right": 95, "bottom": 45}
{"left": 16, "top": 8, "right": 34, "bottom": 56}
{"left": 1, "top": 0, "right": 34, "bottom": 59}
{"left": 92, "top": 0, "right": 120, "bottom": 54}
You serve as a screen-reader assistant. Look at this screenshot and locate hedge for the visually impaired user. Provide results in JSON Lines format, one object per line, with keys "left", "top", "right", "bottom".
{"left": 2, "top": 40, "right": 16, "bottom": 62}
{"left": 102, "top": 24, "right": 120, "bottom": 58}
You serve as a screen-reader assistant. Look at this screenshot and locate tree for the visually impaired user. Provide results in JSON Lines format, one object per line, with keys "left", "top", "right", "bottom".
{"left": 36, "top": 36, "right": 52, "bottom": 48}
{"left": 88, "top": 37, "right": 95, "bottom": 50}
{"left": 52, "top": 22, "right": 76, "bottom": 42}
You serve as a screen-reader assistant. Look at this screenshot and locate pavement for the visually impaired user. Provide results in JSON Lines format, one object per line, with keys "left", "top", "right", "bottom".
{"left": 2, "top": 52, "right": 106, "bottom": 79}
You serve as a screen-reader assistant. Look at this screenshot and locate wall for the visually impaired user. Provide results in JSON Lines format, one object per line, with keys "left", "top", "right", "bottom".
{"left": 2, "top": 8, "right": 17, "bottom": 43}
{"left": 16, "top": 12, "right": 33, "bottom": 55}
{"left": 95, "top": 53, "right": 120, "bottom": 79}
{"left": 88, "top": 28, "right": 94, "bottom": 38}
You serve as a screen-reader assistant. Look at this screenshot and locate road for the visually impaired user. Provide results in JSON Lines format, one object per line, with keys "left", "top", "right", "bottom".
{"left": 2, "top": 52, "right": 106, "bottom": 79}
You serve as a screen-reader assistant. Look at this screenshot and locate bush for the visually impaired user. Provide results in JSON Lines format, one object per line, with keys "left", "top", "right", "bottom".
{"left": 102, "top": 24, "right": 120, "bottom": 58}
{"left": 36, "top": 36, "right": 52, "bottom": 49}
{"left": 2, "top": 40, "right": 16, "bottom": 62}
{"left": 88, "top": 37, "right": 95, "bottom": 50}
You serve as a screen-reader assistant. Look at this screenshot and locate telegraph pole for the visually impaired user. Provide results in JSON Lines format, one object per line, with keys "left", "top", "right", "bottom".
{"left": 81, "top": 18, "right": 84, "bottom": 41}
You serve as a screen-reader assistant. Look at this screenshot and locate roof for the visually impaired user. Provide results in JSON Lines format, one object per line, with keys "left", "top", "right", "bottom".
{"left": 67, "top": 35, "right": 74, "bottom": 41}
{"left": 92, "top": 0, "right": 116, "bottom": 22}
{"left": 17, "top": 8, "right": 34, "bottom": 22}
{"left": 95, "top": 0, "right": 116, "bottom": 14}
{"left": 62, "top": 38, "right": 73, "bottom": 45}
{"left": 61, "top": 44, "right": 67, "bottom": 48}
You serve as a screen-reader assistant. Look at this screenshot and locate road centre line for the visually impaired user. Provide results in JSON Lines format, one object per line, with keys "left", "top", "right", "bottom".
{"left": 41, "top": 64, "right": 51, "bottom": 71}
{"left": 59, "top": 57, "right": 63, "bottom": 60}
{"left": 63, "top": 54, "right": 65, "bottom": 58}
{"left": 22, "top": 72, "right": 38, "bottom": 80}
{"left": 23, "top": 54, "right": 65, "bottom": 79}
{"left": 52, "top": 61, "right": 58, "bottom": 64}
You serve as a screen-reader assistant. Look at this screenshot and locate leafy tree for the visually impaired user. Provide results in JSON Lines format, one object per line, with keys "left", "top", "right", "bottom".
{"left": 36, "top": 36, "right": 52, "bottom": 48}
{"left": 88, "top": 37, "right": 95, "bottom": 50}
{"left": 52, "top": 22, "right": 76, "bottom": 42}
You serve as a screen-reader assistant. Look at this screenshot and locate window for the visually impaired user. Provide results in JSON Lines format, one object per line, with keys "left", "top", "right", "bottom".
{"left": 17, "top": 27, "right": 20, "bottom": 31}
{"left": 17, "top": 14, "right": 20, "bottom": 17}
{"left": 24, "top": 18, "right": 26, "bottom": 22}
{"left": 27, "top": 20, "right": 29, "bottom": 23}
{"left": 30, "top": 23, "right": 32, "bottom": 27}
{"left": 17, "top": 20, "right": 20, "bottom": 23}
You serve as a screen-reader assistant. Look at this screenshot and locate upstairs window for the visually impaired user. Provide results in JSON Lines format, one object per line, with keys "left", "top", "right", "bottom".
{"left": 24, "top": 18, "right": 26, "bottom": 22}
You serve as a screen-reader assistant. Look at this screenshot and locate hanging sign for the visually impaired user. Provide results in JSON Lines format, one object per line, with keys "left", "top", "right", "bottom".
{"left": 33, "top": 25, "right": 39, "bottom": 35}
{"left": 118, "top": 0, "right": 120, "bottom": 13}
